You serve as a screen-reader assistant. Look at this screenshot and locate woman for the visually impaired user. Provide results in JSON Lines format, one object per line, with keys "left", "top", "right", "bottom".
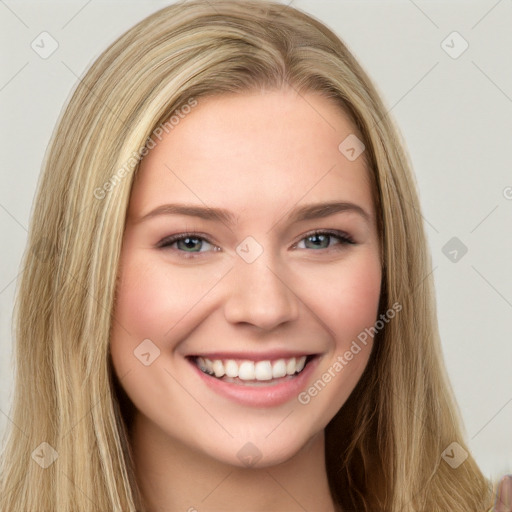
{"left": 0, "top": 0, "right": 506, "bottom": 510}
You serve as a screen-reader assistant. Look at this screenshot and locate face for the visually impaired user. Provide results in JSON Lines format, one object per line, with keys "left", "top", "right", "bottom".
{"left": 110, "top": 88, "right": 382, "bottom": 468}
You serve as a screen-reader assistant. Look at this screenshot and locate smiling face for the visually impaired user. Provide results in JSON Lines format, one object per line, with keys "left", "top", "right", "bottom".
{"left": 109, "top": 88, "right": 382, "bottom": 468}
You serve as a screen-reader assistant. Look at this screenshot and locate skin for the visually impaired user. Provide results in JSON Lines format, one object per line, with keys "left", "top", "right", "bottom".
{"left": 110, "top": 88, "right": 382, "bottom": 512}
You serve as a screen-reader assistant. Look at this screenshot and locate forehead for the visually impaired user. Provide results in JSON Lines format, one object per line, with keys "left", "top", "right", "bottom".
{"left": 129, "top": 89, "right": 375, "bottom": 225}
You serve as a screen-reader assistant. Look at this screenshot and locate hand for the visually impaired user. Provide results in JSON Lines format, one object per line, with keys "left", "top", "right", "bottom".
{"left": 494, "top": 475, "right": 512, "bottom": 512}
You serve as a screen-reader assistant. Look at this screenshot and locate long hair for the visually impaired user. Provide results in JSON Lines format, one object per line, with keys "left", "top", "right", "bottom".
{"left": 0, "top": 1, "right": 493, "bottom": 510}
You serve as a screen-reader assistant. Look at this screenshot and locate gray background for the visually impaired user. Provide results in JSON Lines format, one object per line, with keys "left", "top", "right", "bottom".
{"left": 1, "top": 0, "right": 511, "bottom": 479}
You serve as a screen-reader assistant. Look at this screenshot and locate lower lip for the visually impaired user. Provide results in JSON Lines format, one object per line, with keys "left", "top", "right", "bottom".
{"left": 189, "top": 356, "right": 320, "bottom": 407}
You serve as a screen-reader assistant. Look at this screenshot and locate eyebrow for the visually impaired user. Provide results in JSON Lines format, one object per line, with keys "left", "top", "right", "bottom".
{"left": 134, "top": 201, "right": 371, "bottom": 226}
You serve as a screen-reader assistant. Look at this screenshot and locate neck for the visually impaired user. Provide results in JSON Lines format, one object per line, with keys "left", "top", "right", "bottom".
{"left": 130, "top": 412, "right": 338, "bottom": 512}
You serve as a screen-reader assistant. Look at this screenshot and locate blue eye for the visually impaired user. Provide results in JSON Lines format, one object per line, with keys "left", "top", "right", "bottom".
{"left": 296, "top": 230, "right": 355, "bottom": 250}
{"left": 157, "top": 229, "right": 355, "bottom": 258}
{"left": 157, "top": 234, "right": 216, "bottom": 254}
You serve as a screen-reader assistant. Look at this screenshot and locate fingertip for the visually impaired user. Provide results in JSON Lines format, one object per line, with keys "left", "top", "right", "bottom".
{"left": 494, "top": 474, "right": 512, "bottom": 512}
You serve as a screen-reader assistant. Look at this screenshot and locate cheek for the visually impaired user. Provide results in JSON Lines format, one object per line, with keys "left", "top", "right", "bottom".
{"left": 295, "top": 254, "right": 381, "bottom": 421}
{"left": 109, "top": 250, "right": 231, "bottom": 368}
{"left": 299, "top": 251, "right": 382, "bottom": 341}
{"left": 339, "top": 260, "right": 382, "bottom": 337}
{"left": 112, "top": 262, "right": 175, "bottom": 340}
{"left": 109, "top": 250, "right": 175, "bottom": 374}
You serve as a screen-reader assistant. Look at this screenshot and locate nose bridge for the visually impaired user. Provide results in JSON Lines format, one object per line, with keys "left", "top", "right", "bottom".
{"left": 223, "top": 241, "right": 300, "bottom": 329}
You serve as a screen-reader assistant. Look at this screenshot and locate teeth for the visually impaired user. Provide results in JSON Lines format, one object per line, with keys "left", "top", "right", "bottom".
{"left": 195, "top": 356, "right": 309, "bottom": 381}
{"left": 272, "top": 359, "right": 287, "bottom": 378}
{"left": 254, "top": 361, "right": 272, "bottom": 380}
{"left": 224, "top": 359, "right": 238, "bottom": 378}
{"left": 238, "top": 361, "right": 255, "bottom": 380}
{"left": 296, "top": 356, "right": 307, "bottom": 372}
{"left": 197, "top": 357, "right": 216, "bottom": 376}
{"left": 212, "top": 360, "right": 225, "bottom": 378}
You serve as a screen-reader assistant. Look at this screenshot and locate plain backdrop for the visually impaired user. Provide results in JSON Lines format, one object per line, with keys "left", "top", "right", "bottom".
{"left": 1, "top": 0, "right": 511, "bottom": 480}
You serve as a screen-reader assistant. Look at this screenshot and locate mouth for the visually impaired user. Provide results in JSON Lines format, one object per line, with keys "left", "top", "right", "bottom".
{"left": 191, "top": 355, "right": 313, "bottom": 385}
{"left": 186, "top": 353, "right": 320, "bottom": 407}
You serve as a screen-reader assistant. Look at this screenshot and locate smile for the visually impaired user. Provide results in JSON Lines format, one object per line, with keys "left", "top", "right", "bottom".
{"left": 187, "top": 353, "right": 320, "bottom": 407}
{"left": 194, "top": 355, "right": 308, "bottom": 382}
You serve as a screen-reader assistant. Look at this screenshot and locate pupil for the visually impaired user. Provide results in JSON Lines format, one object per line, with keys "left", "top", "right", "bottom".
{"left": 179, "top": 237, "right": 201, "bottom": 251}
{"left": 306, "top": 234, "right": 329, "bottom": 249}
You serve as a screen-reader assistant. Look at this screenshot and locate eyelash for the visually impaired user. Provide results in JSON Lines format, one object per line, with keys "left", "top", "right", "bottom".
{"left": 156, "top": 229, "right": 356, "bottom": 258}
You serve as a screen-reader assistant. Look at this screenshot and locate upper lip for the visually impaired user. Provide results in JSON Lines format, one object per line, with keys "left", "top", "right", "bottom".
{"left": 186, "top": 351, "right": 316, "bottom": 361}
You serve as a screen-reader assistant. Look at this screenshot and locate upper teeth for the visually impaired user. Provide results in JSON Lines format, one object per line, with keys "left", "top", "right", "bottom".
{"left": 196, "top": 356, "right": 307, "bottom": 381}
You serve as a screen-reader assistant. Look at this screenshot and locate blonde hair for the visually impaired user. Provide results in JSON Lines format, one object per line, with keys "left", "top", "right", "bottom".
{"left": 0, "top": 1, "right": 494, "bottom": 510}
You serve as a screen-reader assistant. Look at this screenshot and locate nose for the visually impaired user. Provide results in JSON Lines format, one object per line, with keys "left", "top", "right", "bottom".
{"left": 223, "top": 250, "right": 300, "bottom": 331}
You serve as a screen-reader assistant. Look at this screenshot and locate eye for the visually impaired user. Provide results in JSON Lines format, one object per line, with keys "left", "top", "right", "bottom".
{"left": 157, "top": 229, "right": 355, "bottom": 258}
{"left": 295, "top": 229, "right": 355, "bottom": 250}
{"left": 157, "top": 233, "right": 218, "bottom": 256}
